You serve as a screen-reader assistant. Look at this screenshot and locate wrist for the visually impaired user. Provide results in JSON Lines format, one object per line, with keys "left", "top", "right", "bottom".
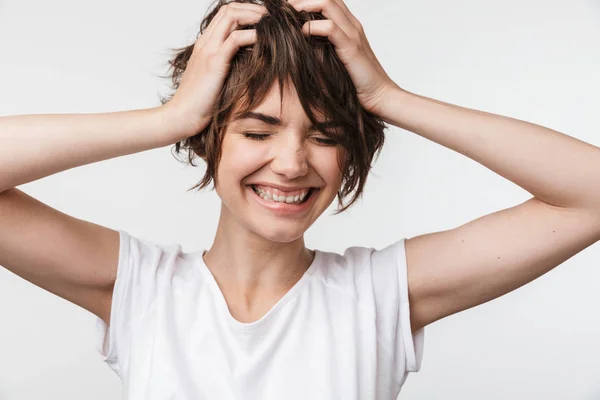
{"left": 155, "top": 103, "right": 210, "bottom": 145}
{"left": 373, "top": 85, "right": 407, "bottom": 126}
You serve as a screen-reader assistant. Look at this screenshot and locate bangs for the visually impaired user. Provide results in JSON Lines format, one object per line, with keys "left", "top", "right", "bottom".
{"left": 164, "top": 0, "right": 386, "bottom": 213}
{"left": 218, "top": 3, "right": 358, "bottom": 144}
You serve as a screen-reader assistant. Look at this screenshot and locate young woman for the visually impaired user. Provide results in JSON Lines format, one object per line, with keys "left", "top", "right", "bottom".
{"left": 1, "top": 0, "right": 599, "bottom": 398}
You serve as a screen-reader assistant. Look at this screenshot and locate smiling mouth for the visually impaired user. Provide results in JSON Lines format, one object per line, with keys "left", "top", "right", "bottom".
{"left": 249, "top": 184, "right": 318, "bottom": 205}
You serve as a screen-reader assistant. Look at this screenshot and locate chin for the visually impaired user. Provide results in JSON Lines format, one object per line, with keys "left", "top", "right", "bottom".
{"left": 250, "top": 223, "right": 307, "bottom": 244}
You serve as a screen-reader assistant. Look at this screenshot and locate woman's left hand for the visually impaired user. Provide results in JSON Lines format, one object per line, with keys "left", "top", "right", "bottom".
{"left": 288, "top": 0, "right": 398, "bottom": 116}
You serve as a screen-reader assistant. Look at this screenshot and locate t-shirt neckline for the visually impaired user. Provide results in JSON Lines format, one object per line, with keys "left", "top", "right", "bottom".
{"left": 198, "top": 249, "right": 321, "bottom": 331}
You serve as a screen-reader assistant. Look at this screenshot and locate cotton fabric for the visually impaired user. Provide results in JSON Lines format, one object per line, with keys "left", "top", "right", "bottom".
{"left": 95, "top": 230, "right": 424, "bottom": 399}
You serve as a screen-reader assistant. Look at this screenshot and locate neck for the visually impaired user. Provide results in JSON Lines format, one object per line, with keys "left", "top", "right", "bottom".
{"left": 203, "top": 203, "right": 314, "bottom": 296}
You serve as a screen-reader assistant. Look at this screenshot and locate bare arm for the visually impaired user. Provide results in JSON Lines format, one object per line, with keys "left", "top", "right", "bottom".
{"left": 0, "top": 2, "right": 266, "bottom": 324}
{"left": 280, "top": 0, "right": 600, "bottom": 339}
{"left": 379, "top": 88, "right": 600, "bottom": 212}
{"left": 0, "top": 107, "right": 185, "bottom": 193}
{"left": 0, "top": 106, "right": 184, "bottom": 319}
{"left": 0, "top": 1, "right": 267, "bottom": 194}
{"left": 379, "top": 88, "right": 600, "bottom": 331}
{"left": 0, "top": 107, "right": 192, "bottom": 322}
{"left": 285, "top": 0, "right": 600, "bottom": 332}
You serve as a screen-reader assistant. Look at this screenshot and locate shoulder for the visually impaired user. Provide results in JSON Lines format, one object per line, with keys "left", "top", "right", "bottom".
{"left": 114, "top": 230, "right": 208, "bottom": 294}
{"left": 314, "top": 238, "right": 407, "bottom": 274}
{"left": 310, "top": 239, "right": 408, "bottom": 294}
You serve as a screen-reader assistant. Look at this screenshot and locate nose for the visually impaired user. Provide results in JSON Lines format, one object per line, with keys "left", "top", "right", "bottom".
{"left": 270, "top": 136, "right": 309, "bottom": 180}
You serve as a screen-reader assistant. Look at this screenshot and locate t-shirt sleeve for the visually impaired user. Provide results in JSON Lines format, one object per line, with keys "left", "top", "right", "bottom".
{"left": 370, "top": 238, "right": 425, "bottom": 373}
{"left": 94, "top": 230, "right": 176, "bottom": 375}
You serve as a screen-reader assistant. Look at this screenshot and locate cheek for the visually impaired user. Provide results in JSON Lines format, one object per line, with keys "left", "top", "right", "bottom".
{"left": 312, "top": 147, "right": 344, "bottom": 187}
{"left": 217, "top": 140, "right": 265, "bottom": 185}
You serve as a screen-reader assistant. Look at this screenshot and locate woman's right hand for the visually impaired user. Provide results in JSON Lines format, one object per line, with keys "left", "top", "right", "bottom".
{"left": 162, "top": 2, "right": 267, "bottom": 143}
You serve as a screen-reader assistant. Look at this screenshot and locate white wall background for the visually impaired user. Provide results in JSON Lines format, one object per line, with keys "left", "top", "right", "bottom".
{"left": 1, "top": 0, "right": 599, "bottom": 398}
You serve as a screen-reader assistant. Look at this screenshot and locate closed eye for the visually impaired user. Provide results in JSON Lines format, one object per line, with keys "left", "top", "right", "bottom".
{"left": 314, "top": 137, "right": 339, "bottom": 146}
{"left": 243, "top": 132, "right": 338, "bottom": 146}
{"left": 243, "top": 132, "right": 270, "bottom": 140}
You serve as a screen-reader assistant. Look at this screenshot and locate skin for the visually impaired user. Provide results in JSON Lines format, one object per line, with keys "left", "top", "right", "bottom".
{"left": 284, "top": 0, "right": 600, "bottom": 333}
{"left": 202, "top": 0, "right": 600, "bottom": 330}
{"left": 203, "top": 80, "right": 344, "bottom": 322}
{"left": 1, "top": 0, "right": 599, "bottom": 360}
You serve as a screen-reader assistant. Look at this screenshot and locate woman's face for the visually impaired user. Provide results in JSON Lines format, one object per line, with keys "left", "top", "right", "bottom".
{"left": 215, "top": 80, "right": 344, "bottom": 243}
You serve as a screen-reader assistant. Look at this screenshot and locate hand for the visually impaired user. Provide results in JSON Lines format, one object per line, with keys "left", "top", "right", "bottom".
{"left": 163, "top": 2, "right": 267, "bottom": 142}
{"left": 288, "top": 0, "right": 398, "bottom": 117}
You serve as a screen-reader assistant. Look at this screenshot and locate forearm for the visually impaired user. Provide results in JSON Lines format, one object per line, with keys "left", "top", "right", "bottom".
{"left": 381, "top": 87, "right": 600, "bottom": 211}
{"left": 0, "top": 106, "right": 187, "bottom": 193}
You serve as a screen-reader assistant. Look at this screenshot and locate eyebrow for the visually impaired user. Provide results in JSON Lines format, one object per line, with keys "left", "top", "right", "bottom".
{"left": 234, "top": 111, "right": 342, "bottom": 131}
{"left": 236, "top": 111, "right": 282, "bottom": 125}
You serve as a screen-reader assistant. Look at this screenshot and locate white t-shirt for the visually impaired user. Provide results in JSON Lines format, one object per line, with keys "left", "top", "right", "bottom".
{"left": 95, "top": 230, "right": 424, "bottom": 400}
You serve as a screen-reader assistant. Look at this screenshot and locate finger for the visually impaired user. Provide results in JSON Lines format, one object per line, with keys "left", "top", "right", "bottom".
{"left": 207, "top": 4, "right": 267, "bottom": 47}
{"left": 289, "top": 0, "right": 361, "bottom": 34}
{"left": 200, "top": 3, "right": 266, "bottom": 47}
{"left": 226, "top": 1, "right": 268, "bottom": 13}
{"left": 203, "top": 3, "right": 265, "bottom": 39}
{"left": 300, "top": 19, "right": 351, "bottom": 50}
{"left": 217, "top": 29, "right": 258, "bottom": 64}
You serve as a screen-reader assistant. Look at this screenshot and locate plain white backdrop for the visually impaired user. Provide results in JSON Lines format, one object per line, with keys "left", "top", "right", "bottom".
{"left": 1, "top": 0, "right": 599, "bottom": 398}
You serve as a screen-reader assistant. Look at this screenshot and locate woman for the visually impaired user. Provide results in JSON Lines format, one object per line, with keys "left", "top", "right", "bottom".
{"left": 0, "top": 0, "right": 598, "bottom": 398}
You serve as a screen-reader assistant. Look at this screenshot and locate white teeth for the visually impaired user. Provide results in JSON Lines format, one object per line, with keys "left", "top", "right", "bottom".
{"left": 252, "top": 185, "right": 311, "bottom": 205}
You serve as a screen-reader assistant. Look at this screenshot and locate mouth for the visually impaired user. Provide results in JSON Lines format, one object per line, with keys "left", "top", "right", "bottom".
{"left": 246, "top": 184, "right": 320, "bottom": 214}
{"left": 249, "top": 184, "right": 318, "bottom": 204}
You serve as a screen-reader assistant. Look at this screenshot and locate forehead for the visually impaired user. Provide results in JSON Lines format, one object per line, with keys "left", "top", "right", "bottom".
{"left": 230, "top": 79, "right": 327, "bottom": 125}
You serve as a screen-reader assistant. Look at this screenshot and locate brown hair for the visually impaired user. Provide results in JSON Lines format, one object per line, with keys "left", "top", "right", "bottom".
{"left": 162, "top": 0, "right": 386, "bottom": 213}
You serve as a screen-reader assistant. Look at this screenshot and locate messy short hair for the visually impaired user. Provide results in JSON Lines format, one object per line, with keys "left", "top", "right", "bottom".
{"left": 162, "top": 0, "right": 386, "bottom": 213}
